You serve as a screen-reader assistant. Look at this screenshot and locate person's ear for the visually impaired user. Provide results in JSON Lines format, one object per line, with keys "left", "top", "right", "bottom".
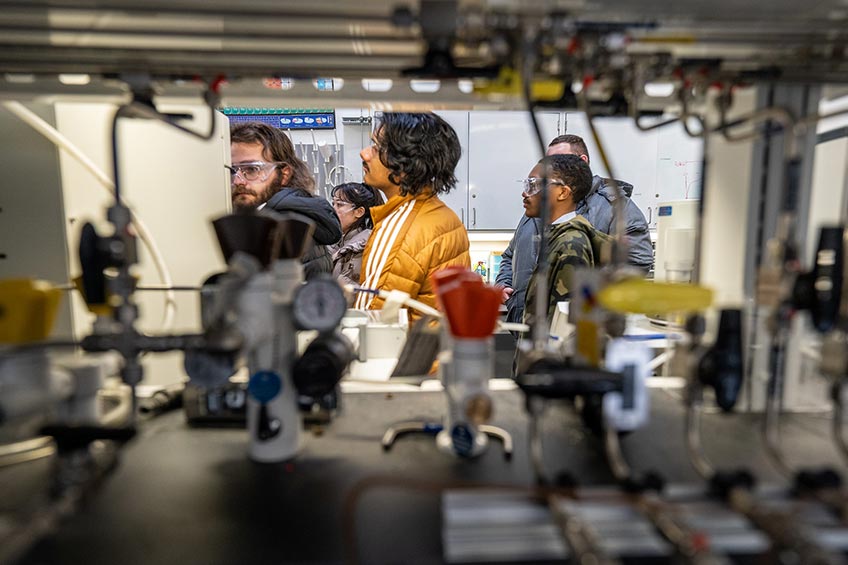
{"left": 353, "top": 206, "right": 365, "bottom": 219}
{"left": 279, "top": 164, "right": 292, "bottom": 186}
{"left": 560, "top": 185, "right": 573, "bottom": 201}
{"left": 580, "top": 154, "right": 590, "bottom": 164}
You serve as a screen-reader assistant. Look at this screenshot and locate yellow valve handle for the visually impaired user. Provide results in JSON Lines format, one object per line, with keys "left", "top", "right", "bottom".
{"left": 0, "top": 278, "right": 63, "bottom": 344}
{"left": 472, "top": 68, "right": 565, "bottom": 101}
{"left": 598, "top": 279, "right": 714, "bottom": 315}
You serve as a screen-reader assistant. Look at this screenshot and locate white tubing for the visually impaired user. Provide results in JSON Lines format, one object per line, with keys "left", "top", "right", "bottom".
{"left": 2, "top": 101, "right": 177, "bottom": 331}
{"left": 344, "top": 283, "right": 520, "bottom": 333}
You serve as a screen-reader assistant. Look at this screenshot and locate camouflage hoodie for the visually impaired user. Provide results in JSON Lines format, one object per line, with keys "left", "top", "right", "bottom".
{"left": 523, "top": 215, "right": 612, "bottom": 326}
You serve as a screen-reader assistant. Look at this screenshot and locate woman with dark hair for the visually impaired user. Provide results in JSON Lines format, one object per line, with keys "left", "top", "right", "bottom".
{"left": 329, "top": 182, "right": 382, "bottom": 286}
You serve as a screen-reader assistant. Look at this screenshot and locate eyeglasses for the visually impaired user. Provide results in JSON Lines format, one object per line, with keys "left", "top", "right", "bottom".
{"left": 225, "top": 161, "right": 284, "bottom": 182}
{"left": 517, "top": 177, "right": 565, "bottom": 196}
{"left": 331, "top": 198, "right": 358, "bottom": 212}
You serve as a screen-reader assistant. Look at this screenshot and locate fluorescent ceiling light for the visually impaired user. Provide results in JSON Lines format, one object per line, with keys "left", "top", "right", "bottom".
{"left": 410, "top": 80, "right": 440, "bottom": 93}
{"left": 59, "top": 74, "right": 91, "bottom": 85}
{"left": 457, "top": 79, "right": 474, "bottom": 94}
{"left": 4, "top": 73, "right": 35, "bottom": 83}
{"left": 644, "top": 81, "right": 675, "bottom": 97}
{"left": 361, "top": 79, "right": 393, "bottom": 92}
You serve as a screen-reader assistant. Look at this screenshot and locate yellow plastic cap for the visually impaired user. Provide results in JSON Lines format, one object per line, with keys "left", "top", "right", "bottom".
{"left": 0, "top": 279, "right": 63, "bottom": 344}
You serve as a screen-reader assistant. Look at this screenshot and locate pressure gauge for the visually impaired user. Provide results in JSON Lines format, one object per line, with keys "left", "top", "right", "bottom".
{"left": 224, "top": 387, "right": 246, "bottom": 410}
{"left": 292, "top": 277, "right": 347, "bottom": 332}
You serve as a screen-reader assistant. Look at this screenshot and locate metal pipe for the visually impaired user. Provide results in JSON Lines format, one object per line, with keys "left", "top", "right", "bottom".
{"left": 762, "top": 339, "right": 793, "bottom": 478}
{"left": 577, "top": 89, "right": 628, "bottom": 267}
{"left": 626, "top": 73, "right": 682, "bottom": 132}
{"left": 832, "top": 382, "right": 848, "bottom": 467}
{"left": 677, "top": 90, "right": 707, "bottom": 139}
{"left": 0, "top": 24, "right": 416, "bottom": 44}
{"left": 524, "top": 394, "right": 551, "bottom": 484}
{"left": 111, "top": 85, "right": 219, "bottom": 205}
{"left": 633, "top": 114, "right": 681, "bottom": 132}
{"left": 0, "top": 436, "right": 55, "bottom": 468}
{"left": 603, "top": 426, "right": 631, "bottom": 482}
{"left": 727, "top": 487, "right": 846, "bottom": 564}
{"left": 794, "top": 105, "right": 848, "bottom": 137}
{"left": 0, "top": 340, "right": 80, "bottom": 356}
{"left": 0, "top": 47, "right": 418, "bottom": 75}
{"left": 692, "top": 118, "right": 708, "bottom": 285}
{"left": 0, "top": 2, "right": 400, "bottom": 23}
{"left": 634, "top": 495, "right": 727, "bottom": 565}
{"left": 547, "top": 494, "right": 620, "bottom": 565}
{"left": 685, "top": 397, "right": 715, "bottom": 480}
{"left": 675, "top": 89, "right": 709, "bottom": 284}
{"left": 521, "top": 32, "right": 552, "bottom": 350}
{"left": 715, "top": 101, "right": 796, "bottom": 158}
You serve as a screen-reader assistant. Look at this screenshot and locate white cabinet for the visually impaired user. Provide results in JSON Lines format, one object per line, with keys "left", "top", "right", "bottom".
{"left": 464, "top": 111, "right": 562, "bottom": 230}
{"left": 433, "top": 110, "right": 472, "bottom": 226}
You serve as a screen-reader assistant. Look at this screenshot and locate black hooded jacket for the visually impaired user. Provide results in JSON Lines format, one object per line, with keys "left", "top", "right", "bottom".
{"left": 265, "top": 188, "right": 342, "bottom": 279}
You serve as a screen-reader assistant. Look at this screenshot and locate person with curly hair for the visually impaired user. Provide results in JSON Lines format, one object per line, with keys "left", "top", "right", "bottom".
{"left": 329, "top": 182, "right": 382, "bottom": 287}
{"left": 353, "top": 113, "right": 470, "bottom": 320}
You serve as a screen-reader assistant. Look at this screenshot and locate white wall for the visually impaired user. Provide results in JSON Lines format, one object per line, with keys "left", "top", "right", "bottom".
{"left": 0, "top": 103, "right": 75, "bottom": 338}
{"left": 564, "top": 113, "right": 704, "bottom": 229}
{"left": 55, "top": 103, "right": 231, "bottom": 387}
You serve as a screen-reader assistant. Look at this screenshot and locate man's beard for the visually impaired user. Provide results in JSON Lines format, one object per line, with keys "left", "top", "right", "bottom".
{"left": 232, "top": 169, "right": 283, "bottom": 212}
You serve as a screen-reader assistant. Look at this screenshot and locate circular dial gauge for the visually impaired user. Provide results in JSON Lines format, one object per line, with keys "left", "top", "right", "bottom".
{"left": 292, "top": 278, "right": 348, "bottom": 332}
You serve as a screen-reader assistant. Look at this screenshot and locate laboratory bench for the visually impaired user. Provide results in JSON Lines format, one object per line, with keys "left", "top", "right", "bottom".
{"left": 12, "top": 386, "right": 846, "bottom": 565}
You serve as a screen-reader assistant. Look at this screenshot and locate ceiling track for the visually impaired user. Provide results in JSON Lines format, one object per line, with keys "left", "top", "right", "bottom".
{"left": 0, "top": 1, "right": 399, "bottom": 22}
{"left": 0, "top": 25, "right": 420, "bottom": 43}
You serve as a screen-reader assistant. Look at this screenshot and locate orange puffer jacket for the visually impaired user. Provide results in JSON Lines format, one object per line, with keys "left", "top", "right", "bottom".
{"left": 354, "top": 192, "right": 470, "bottom": 320}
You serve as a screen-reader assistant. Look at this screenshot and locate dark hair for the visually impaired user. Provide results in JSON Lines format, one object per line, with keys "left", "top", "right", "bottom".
{"left": 331, "top": 182, "right": 382, "bottom": 231}
{"left": 230, "top": 121, "right": 315, "bottom": 193}
{"left": 375, "top": 112, "right": 460, "bottom": 196}
{"left": 538, "top": 154, "right": 593, "bottom": 205}
{"left": 548, "top": 134, "right": 590, "bottom": 162}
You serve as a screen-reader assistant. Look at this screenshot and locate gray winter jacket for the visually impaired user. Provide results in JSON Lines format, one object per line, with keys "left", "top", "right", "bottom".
{"left": 496, "top": 175, "right": 652, "bottom": 325}
{"left": 265, "top": 188, "right": 342, "bottom": 280}
{"left": 330, "top": 226, "right": 371, "bottom": 287}
{"left": 495, "top": 215, "right": 542, "bottom": 325}
{"left": 576, "top": 175, "right": 653, "bottom": 272}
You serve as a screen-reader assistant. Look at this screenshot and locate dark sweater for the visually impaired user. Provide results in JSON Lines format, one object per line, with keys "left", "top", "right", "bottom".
{"left": 265, "top": 188, "right": 342, "bottom": 279}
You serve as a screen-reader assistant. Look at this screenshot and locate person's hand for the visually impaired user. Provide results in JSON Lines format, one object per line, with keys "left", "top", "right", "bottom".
{"left": 501, "top": 286, "right": 514, "bottom": 303}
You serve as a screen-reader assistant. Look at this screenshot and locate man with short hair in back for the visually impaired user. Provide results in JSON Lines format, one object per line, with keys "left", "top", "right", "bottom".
{"left": 496, "top": 134, "right": 652, "bottom": 326}
{"left": 546, "top": 134, "right": 652, "bottom": 269}
{"left": 354, "top": 112, "right": 470, "bottom": 320}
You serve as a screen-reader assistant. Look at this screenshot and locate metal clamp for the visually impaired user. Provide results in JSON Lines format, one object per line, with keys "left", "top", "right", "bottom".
{"left": 341, "top": 116, "right": 373, "bottom": 126}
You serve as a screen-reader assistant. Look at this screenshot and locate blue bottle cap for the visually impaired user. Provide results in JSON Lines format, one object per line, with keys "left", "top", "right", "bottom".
{"left": 451, "top": 424, "right": 475, "bottom": 458}
{"left": 248, "top": 370, "right": 282, "bottom": 403}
